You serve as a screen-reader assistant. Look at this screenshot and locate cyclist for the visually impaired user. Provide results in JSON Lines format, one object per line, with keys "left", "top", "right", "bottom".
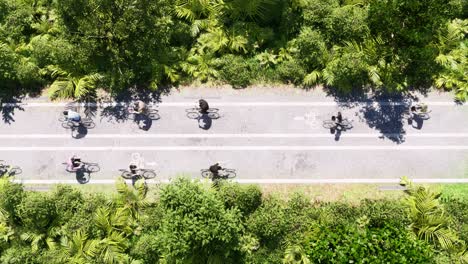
{"left": 337, "top": 112, "right": 343, "bottom": 123}
{"left": 133, "top": 100, "right": 147, "bottom": 114}
{"left": 209, "top": 162, "right": 223, "bottom": 180}
{"left": 63, "top": 110, "right": 81, "bottom": 126}
{"left": 129, "top": 163, "right": 139, "bottom": 176}
{"left": 69, "top": 155, "right": 84, "bottom": 171}
{"left": 199, "top": 99, "right": 209, "bottom": 114}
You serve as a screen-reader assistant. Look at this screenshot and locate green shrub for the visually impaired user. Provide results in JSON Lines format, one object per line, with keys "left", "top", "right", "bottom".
{"left": 359, "top": 199, "right": 410, "bottom": 228}
{"left": 247, "top": 197, "right": 290, "bottom": 244}
{"left": 16, "top": 192, "right": 56, "bottom": 231}
{"left": 0, "top": 179, "right": 24, "bottom": 224}
{"left": 275, "top": 59, "right": 306, "bottom": 85}
{"left": 442, "top": 198, "right": 468, "bottom": 242}
{"left": 305, "top": 224, "right": 435, "bottom": 263}
{"left": 131, "top": 232, "right": 161, "bottom": 263}
{"left": 218, "top": 183, "right": 262, "bottom": 217}
{"left": 219, "top": 55, "right": 253, "bottom": 88}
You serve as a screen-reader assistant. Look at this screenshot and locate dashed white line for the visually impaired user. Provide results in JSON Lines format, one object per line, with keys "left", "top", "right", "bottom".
{"left": 12, "top": 178, "right": 468, "bottom": 184}
{"left": 0, "top": 133, "right": 468, "bottom": 139}
{"left": 0, "top": 146, "right": 468, "bottom": 151}
{"left": 3, "top": 101, "right": 464, "bottom": 107}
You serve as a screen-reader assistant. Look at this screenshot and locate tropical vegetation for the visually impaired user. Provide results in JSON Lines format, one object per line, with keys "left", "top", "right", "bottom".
{"left": 0, "top": 176, "right": 466, "bottom": 263}
{"left": 0, "top": 0, "right": 466, "bottom": 101}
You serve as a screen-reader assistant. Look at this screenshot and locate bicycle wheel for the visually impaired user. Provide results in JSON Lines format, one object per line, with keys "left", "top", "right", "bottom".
{"left": 148, "top": 112, "right": 160, "bottom": 120}
{"left": 120, "top": 171, "right": 134, "bottom": 179}
{"left": 223, "top": 169, "right": 236, "bottom": 179}
{"left": 185, "top": 108, "right": 200, "bottom": 112}
{"left": 187, "top": 112, "right": 200, "bottom": 119}
{"left": 82, "top": 118, "right": 96, "bottom": 129}
{"left": 62, "top": 121, "right": 73, "bottom": 129}
{"left": 418, "top": 112, "right": 431, "bottom": 120}
{"left": 201, "top": 170, "right": 212, "bottom": 178}
{"left": 340, "top": 120, "right": 353, "bottom": 129}
{"left": 142, "top": 170, "right": 156, "bottom": 179}
{"left": 207, "top": 112, "right": 220, "bottom": 119}
{"left": 207, "top": 108, "right": 219, "bottom": 113}
{"left": 322, "top": 120, "right": 336, "bottom": 129}
{"left": 8, "top": 167, "right": 22, "bottom": 176}
{"left": 86, "top": 164, "right": 100, "bottom": 173}
{"left": 58, "top": 116, "right": 66, "bottom": 122}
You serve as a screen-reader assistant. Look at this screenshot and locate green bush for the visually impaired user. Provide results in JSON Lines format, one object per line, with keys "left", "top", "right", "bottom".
{"left": 305, "top": 224, "right": 435, "bottom": 263}
{"left": 275, "top": 59, "right": 306, "bottom": 85}
{"left": 156, "top": 178, "right": 243, "bottom": 262}
{"left": 16, "top": 192, "right": 56, "bottom": 231}
{"left": 218, "top": 183, "right": 262, "bottom": 217}
{"left": 219, "top": 55, "right": 253, "bottom": 88}
{"left": 359, "top": 199, "right": 410, "bottom": 228}
{"left": 0, "top": 179, "right": 24, "bottom": 224}
{"left": 247, "top": 197, "right": 290, "bottom": 244}
{"left": 442, "top": 198, "right": 468, "bottom": 242}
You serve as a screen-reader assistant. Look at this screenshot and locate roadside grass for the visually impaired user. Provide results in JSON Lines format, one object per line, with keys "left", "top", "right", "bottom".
{"left": 22, "top": 182, "right": 468, "bottom": 203}
{"left": 440, "top": 183, "right": 468, "bottom": 200}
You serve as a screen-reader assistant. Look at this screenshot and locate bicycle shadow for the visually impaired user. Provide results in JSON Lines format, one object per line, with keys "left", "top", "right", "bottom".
{"left": 75, "top": 170, "right": 91, "bottom": 184}
{"left": 408, "top": 115, "right": 424, "bottom": 130}
{"left": 198, "top": 114, "right": 213, "bottom": 130}
{"left": 135, "top": 114, "right": 153, "bottom": 131}
{"left": 72, "top": 125, "right": 88, "bottom": 139}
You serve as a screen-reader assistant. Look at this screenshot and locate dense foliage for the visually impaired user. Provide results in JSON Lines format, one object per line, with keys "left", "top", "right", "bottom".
{"left": 0, "top": 177, "right": 467, "bottom": 263}
{"left": 0, "top": 0, "right": 466, "bottom": 101}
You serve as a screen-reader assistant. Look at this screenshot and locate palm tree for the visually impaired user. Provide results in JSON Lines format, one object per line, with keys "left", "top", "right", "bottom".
{"left": 114, "top": 177, "right": 149, "bottom": 222}
{"left": 20, "top": 225, "right": 62, "bottom": 252}
{"left": 434, "top": 19, "right": 468, "bottom": 101}
{"left": 400, "top": 177, "right": 466, "bottom": 254}
{"left": 47, "top": 66, "right": 103, "bottom": 102}
{"left": 283, "top": 244, "right": 310, "bottom": 264}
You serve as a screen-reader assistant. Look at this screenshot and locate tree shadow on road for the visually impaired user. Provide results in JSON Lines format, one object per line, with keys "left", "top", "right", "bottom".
{"left": 99, "top": 85, "right": 171, "bottom": 124}
{"left": 325, "top": 87, "right": 419, "bottom": 144}
{"left": 0, "top": 96, "right": 26, "bottom": 124}
{"left": 358, "top": 93, "right": 416, "bottom": 144}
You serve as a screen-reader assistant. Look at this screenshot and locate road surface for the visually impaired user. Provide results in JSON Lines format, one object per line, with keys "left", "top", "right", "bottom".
{"left": 1, "top": 87, "right": 467, "bottom": 184}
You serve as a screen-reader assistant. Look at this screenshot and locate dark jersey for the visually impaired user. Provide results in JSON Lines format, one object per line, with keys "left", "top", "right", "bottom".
{"left": 199, "top": 99, "right": 209, "bottom": 113}
{"left": 209, "top": 164, "right": 222, "bottom": 174}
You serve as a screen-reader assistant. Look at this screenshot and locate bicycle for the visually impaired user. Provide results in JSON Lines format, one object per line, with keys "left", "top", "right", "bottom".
{"left": 119, "top": 168, "right": 157, "bottom": 179}
{"left": 410, "top": 103, "right": 432, "bottom": 120}
{"left": 62, "top": 162, "right": 100, "bottom": 173}
{"left": 186, "top": 107, "right": 220, "bottom": 119}
{"left": 127, "top": 106, "right": 160, "bottom": 121}
{"left": 0, "top": 160, "right": 22, "bottom": 177}
{"left": 59, "top": 115, "right": 96, "bottom": 129}
{"left": 201, "top": 168, "right": 236, "bottom": 179}
{"left": 322, "top": 119, "right": 353, "bottom": 130}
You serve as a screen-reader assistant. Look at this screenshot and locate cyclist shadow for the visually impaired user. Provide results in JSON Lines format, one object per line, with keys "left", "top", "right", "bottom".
{"left": 408, "top": 115, "right": 424, "bottom": 130}
{"left": 198, "top": 114, "right": 212, "bottom": 130}
{"left": 75, "top": 170, "right": 91, "bottom": 184}
{"left": 72, "top": 125, "right": 88, "bottom": 139}
{"left": 135, "top": 114, "right": 153, "bottom": 131}
{"left": 330, "top": 127, "right": 346, "bottom": 141}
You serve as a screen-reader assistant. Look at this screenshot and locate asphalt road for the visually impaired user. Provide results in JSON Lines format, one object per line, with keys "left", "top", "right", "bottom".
{"left": 1, "top": 87, "right": 467, "bottom": 184}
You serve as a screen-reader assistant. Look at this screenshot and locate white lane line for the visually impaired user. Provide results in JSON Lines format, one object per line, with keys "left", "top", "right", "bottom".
{"left": 12, "top": 178, "right": 468, "bottom": 184}
{"left": 3, "top": 101, "right": 464, "bottom": 107}
{"left": 1, "top": 133, "right": 468, "bottom": 139}
{"left": 1, "top": 146, "right": 468, "bottom": 151}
